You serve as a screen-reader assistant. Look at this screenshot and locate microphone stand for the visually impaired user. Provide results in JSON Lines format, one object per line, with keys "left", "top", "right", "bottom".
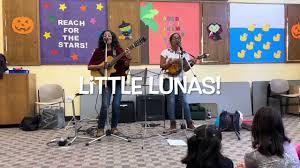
{"left": 179, "top": 45, "right": 189, "bottom": 138}
{"left": 67, "top": 93, "right": 98, "bottom": 146}
{"left": 179, "top": 45, "right": 198, "bottom": 78}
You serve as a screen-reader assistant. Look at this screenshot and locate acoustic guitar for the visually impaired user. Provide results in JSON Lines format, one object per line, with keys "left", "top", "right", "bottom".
{"left": 165, "top": 53, "right": 209, "bottom": 76}
{"left": 90, "top": 37, "right": 146, "bottom": 77}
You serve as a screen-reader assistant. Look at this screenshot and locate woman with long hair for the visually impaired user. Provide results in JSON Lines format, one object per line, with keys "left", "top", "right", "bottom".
{"left": 182, "top": 124, "right": 233, "bottom": 168}
{"left": 88, "top": 30, "right": 131, "bottom": 137}
{"left": 244, "top": 107, "right": 300, "bottom": 168}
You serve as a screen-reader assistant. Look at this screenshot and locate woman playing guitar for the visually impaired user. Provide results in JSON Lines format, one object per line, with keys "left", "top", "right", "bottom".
{"left": 160, "top": 32, "right": 196, "bottom": 132}
{"left": 88, "top": 30, "right": 131, "bottom": 137}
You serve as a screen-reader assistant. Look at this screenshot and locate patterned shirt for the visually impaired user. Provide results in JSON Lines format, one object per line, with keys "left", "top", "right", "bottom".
{"left": 245, "top": 142, "right": 300, "bottom": 168}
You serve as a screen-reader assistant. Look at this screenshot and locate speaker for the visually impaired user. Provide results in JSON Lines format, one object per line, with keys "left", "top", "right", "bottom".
{"left": 119, "top": 101, "right": 135, "bottom": 123}
{"left": 136, "top": 95, "right": 165, "bottom": 121}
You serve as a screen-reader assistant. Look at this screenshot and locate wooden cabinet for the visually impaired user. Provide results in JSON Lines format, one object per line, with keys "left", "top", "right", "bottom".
{"left": 0, "top": 74, "right": 36, "bottom": 125}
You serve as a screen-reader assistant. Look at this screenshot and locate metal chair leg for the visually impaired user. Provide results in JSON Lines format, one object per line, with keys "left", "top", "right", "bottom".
{"left": 280, "top": 97, "right": 283, "bottom": 117}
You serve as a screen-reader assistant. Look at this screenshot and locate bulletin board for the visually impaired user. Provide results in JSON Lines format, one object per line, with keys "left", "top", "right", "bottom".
{"left": 140, "top": 2, "right": 201, "bottom": 64}
{"left": 230, "top": 3, "right": 285, "bottom": 63}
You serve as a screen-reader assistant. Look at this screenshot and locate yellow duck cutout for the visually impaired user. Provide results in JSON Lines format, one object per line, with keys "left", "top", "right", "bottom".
{"left": 274, "top": 50, "right": 282, "bottom": 59}
{"left": 238, "top": 50, "right": 246, "bottom": 58}
{"left": 254, "top": 50, "right": 262, "bottom": 59}
{"left": 262, "top": 24, "right": 271, "bottom": 32}
{"left": 273, "top": 34, "right": 280, "bottom": 42}
{"left": 263, "top": 42, "right": 271, "bottom": 50}
{"left": 254, "top": 34, "right": 262, "bottom": 42}
{"left": 248, "top": 24, "right": 256, "bottom": 32}
{"left": 240, "top": 33, "right": 248, "bottom": 41}
{"left": 246, "top": 42, "right": 254, "bottom": 50}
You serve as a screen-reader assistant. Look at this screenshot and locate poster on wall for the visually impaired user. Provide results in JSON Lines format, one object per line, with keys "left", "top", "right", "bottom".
{"left": 230, "top": 4, "right": 285, "bottom": 63}
{"left": 140, "top": 2, "right": 200, "bottom": 64}
{"left": 40, "top": 0, "right": 107, "bottom": 64}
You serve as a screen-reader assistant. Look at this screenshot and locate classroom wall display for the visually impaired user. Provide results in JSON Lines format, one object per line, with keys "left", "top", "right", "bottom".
{"left": 140, "top": 2, "right": 201, "bottom": 64}
{"left": 40, "top": 0, "right": 107, "bottom": 64}
{"left": 230, "top": 3, "right": 285, "bottom": 63}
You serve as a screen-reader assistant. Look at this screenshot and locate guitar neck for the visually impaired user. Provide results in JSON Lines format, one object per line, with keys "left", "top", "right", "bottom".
{"left": 108, "top": 37, "right": 146, "bottom": 65}
{"left": 110, "top": 51, "right": 126, "bottom": 66}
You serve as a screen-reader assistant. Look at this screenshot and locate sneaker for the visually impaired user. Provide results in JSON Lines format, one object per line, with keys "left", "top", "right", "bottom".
{"left": 96, "top": 128, "right": 104, "bottom": 137}
{"left": 111, "top": 128, "right": 120, "bottom": 135}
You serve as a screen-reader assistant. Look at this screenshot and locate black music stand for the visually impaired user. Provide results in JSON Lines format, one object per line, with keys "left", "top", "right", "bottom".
{"left": 130, "top": 68, "right": 164, "bottom": 149}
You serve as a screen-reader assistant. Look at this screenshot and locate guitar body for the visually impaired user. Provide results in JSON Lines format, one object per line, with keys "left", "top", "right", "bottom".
{"left": 90, "top": 56, "right": 117, "bottom": 77}
{"left": 166, "top": 62, "right": 182, "bottom": 76}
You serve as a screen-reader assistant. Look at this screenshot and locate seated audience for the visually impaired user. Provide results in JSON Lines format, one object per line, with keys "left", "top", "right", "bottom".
{"left": 182, "top": 124, "right": 233, "bottom": 168}
{"left": 244, "top": 107, "right": 300, "bottom": 168}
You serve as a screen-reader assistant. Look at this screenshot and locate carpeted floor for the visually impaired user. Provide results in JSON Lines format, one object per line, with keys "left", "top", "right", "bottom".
{"left": 0, "top": 115, "right": 299, "bottom": 168}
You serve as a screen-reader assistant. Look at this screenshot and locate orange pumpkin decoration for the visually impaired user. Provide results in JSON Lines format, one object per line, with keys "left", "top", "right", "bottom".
{"left": 11, "top": 17, "right": 34, "bottom": 35}
{"left": 291, "top": 22, "right": 300, "bottom": 40}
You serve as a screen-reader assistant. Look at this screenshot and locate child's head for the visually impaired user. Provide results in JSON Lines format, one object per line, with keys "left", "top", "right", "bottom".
{"left": 252, "top": 106, "right": 290, "bottom": 156}
{"left": 194, "top": 124, "right": 222, "bottom": 140}
{"left": 182, "top": 124, "right": 223, "bottom": 167}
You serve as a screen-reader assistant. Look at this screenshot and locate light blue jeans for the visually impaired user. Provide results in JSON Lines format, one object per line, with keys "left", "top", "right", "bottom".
{"left": 98, "top": 81, "right": 122, "bottom": 129}
{"left": 163, "top": 78, "right": 192, "bottom": 122}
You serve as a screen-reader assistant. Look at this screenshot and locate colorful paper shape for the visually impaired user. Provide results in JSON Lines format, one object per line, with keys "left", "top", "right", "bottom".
{"left": 118, "top": 21, "right": 132, "bottom": 40}
{"left": 207, "top": 23, "right": 222, "bottom": 41}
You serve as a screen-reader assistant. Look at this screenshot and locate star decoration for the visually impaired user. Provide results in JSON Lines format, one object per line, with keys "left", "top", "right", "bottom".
{"left": 80, "top": 5, "right": 87, "bottom": 11}
{"left": 43, "top": 32, "right": 51, "bottom": 40}
{"left": 71, "top": 53, "right": 79, "bottom": 61}
{"left": 51, "top": 49, "right": 59, "bottom": 56}
{"left": 44, "top": 2, "right": 50, "bottom": 9}
{"left": 96, "top": 3, "right": 104, "bottom": 11}
{"left": 90, "top": 17, "right": 96, "bottom": 25}
{"left": 59, "top": 3, "right": 67, "bottom": 11}
{"left": 49, "top": 16, "right": 56, "bottom": 23}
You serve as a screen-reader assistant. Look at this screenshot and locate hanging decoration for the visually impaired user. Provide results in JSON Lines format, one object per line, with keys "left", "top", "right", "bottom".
{"left": 140, "top": 2, "right": 159, "bottom": 32}
{"left": 12, "top": 16, "right": 34, "bottom": 35}
{"left": 118, "top": 21, "right": 133, "bottom": 40}
{"left": 291, "top": 23, "right": 300, "bottom": 40}
{"left": 207, "top": 23, "right": 223, "bottom": 41}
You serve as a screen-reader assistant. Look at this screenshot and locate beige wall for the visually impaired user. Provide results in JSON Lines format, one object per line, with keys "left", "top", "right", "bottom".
{"left": 1, "top": 0, "right": 300, "bottom": 116}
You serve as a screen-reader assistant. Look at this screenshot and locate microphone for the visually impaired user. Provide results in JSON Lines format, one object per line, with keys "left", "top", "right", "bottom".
{"left": 103, "top": 37, "right": 108, "bottom": 43}
{"left": 75, "top": 93, "right": 84, "bottom": 96}
{"left": 177, "top": 41, "right": 184, "bottom": 54}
